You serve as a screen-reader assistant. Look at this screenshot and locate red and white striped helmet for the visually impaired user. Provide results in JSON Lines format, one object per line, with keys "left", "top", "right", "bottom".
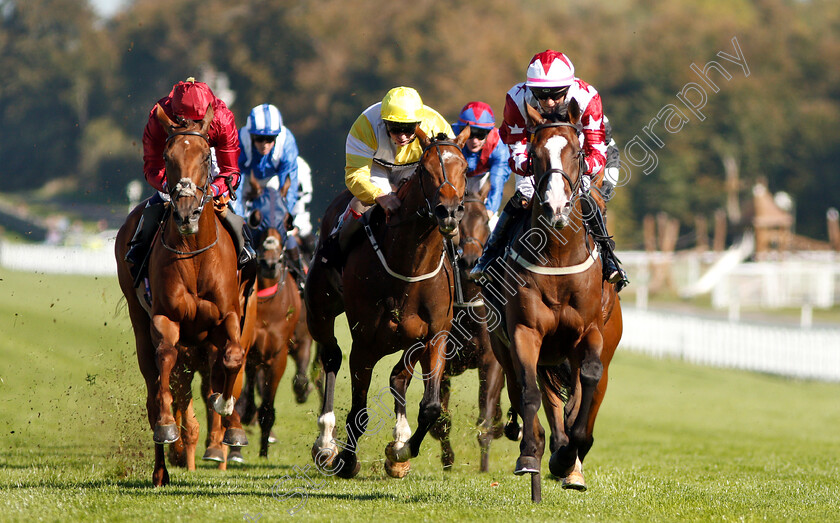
{"left": 525, "top": 50, "right": 575, "bottom": 88}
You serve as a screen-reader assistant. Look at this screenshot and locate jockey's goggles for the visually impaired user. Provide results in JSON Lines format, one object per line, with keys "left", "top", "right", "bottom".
{"left": 385, "top": 121, "right": 419, "bottom": 136}
{"left": 532, "top": 87, "right": 569, "bottom": 101}
{"left": 469, "top": 127, "right": 491, "bottom": 140}
{"left": 252, "top": 134, "right": 276, "bottom": 144}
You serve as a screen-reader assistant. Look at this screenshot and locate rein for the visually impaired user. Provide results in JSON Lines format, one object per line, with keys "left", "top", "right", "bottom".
{"left": 366, "top": 137, "right": 461, "bottom": 282}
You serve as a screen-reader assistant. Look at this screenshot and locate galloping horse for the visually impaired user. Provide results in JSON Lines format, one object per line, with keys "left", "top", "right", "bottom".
{"left": 115, "top": 104, "right": 256, "bottom": 486}
{"left": 231, "top": 220, "right": 300, "bottom": 461}
{"left": 484, "top": 101, "right": 622, "bottom": 501}
{"left": 429, "top": 183, "right": 506, "bottom": 472}
{"left": 306, "top": 127, "right": 469, "bottom": 478}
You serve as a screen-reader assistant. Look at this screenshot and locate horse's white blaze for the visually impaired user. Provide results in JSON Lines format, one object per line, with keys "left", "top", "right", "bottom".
{"left": 543, "top": 135, "right": 570, "bottom": 215}
{"left": 392, "top": 413, "right": 412, "bottom": 452}
{"left": 315, "top": 412, "right": 337, "bottom": 451}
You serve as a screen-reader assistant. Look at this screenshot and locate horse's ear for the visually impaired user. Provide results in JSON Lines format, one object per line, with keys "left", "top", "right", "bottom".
{"left": 567, "top": 98, "right": 581, "bottom": 126}
{"left": 155, "top": 104, "right": 177, "bottom": 132}
{"left": 525, "top": 103, "right": 545, "bottom": 128}
{"left": 200, "top": 104, "right": 214, "bottom": 133}
{"left": 416, "top": 126, "right": 430, "bottom": 149}
{"left": 454, "top": 124, "right": 471, "bottom": 149}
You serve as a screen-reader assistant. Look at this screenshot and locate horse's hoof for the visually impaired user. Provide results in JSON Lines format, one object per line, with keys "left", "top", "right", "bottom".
{"left": 548, "top": 450, "right": 575, "bottom": 478}
{"left": 268, "top": 430, "right": 278, "bottom": 444}
{"left": 153, "top": 424, "right": 179, "bottom": 444}
{"left": 228, "top": 450, "right": 245, "bottom": 464}
{"left": 384, "top": 441, "right": 412, "bottom": 463}
{"left": 312, "top": 444, "right": 338, "bottom": 471}
{"left": 335, "top": 451, "right": 361, "bottom": 479}
{"left": 293, "top": 376, "right": 312, "bottom": 404}
{"left": 222, "top": 428, "right": 248, "bottom": 447}
{"left": 504, "top": 422, "right": 522, "bottom": 442}
{"left": 202, "top": 447, "right": 225, "bottom": 462}
{"left": 562, "top": 470, "right": 587, "bottom": 491}
{"left": 384, "top": 456, "right": 411, "bottom": 478}
{"left": 514, "top": 455, "right": 540, "bottom": 476}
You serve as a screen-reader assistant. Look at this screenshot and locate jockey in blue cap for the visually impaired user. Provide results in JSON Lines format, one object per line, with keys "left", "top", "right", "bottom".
{"left": 451, "top": 101, "right": 510, "bottom": 222}
{"left": 234, "top": 103, "right": 306, "bottom": 289}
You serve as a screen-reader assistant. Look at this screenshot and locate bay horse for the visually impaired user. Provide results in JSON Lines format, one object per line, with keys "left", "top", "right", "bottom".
{"left": 241, "top": 173, "right": 318, "bottom": 405}
{"left": 483, "top": 101, "right": 622, "bottom": 501}
{"left": 306, "top": 127, "right": 470, "bottom": 478}
{"left": 230, "top": 220, "right": 300, "bottom": 462}
{"left": 114, "top": 104, "right": 256, "bottom": 486}
{"left": 429, "top": 182, "right": 506, "bottom": 472}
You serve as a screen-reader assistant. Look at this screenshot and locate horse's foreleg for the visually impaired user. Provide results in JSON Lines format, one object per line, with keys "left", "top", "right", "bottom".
{"left": 291, "top": 330, "right": 314, "bottom": 404}
{"left": 510, "top": 326, "right": 545, "bottom": 476}
{"left": 383, "top": 358, "right": 414, "bottom": 478}
{"left": 259, "top": 339, "right": 288, "bottom": 458}
{"left": 477, "top": 351, "right": 505, "bottom": 472}
{"left": 151, "top": 315, "right": 180, "bottom": 444}
{"left": 211, "top": 312, "right": 244, "bottom": 416}
{"left": 310, "top": 322, "right": 343, "bottom": 472}
{"left": 404, "top": 334, "right": 446, "bottom": 461}
{"left": 324, "top": 348, "right": 370, "bottom": 479}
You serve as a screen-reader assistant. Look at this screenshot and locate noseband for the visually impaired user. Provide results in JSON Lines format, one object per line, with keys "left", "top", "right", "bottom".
{"left": 530, "top": 122, "right": 586, "bottom": 205}
{"left": 165, "top": 130, "right": 213, "bottom": 210}
{"left": 415, "top": 139, "right": 463, "bottom": 219}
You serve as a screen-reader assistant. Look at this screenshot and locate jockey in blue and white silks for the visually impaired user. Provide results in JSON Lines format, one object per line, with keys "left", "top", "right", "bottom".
{"left": 233, "top": 103, "right": 300, "bottom": 241}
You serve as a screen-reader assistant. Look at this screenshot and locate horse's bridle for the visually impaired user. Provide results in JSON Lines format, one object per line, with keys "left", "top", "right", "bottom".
{"left": 457, "top": 195, "right": 487, "bottom": 254}
{"left": 165, "top": 130, "right": 213, "bottom": 210}
{"left": 415, "top": 138, "right": 463, "bottom": 219}
{"left": 530, "top": 122, "right": 587, "bottom": 205}
{"left": 158, "top": 129, "right": 219, "bottom": 256}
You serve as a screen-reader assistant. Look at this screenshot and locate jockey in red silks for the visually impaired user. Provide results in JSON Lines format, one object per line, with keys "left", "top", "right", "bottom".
{"left": 125, "top": 78, "right": 255, "bottom": 282}
{"left": 450, "top": 101, "right": 511, "bottom": 221}
{"left": 470, "top": 50, "right": 629, "bottom": 290}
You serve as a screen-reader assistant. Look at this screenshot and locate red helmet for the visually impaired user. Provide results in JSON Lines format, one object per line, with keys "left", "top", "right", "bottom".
{"left": 525, "top": 50, "right": 575, "bottom": 88}
{"left": 170, "top": 78, "right": 214, "bottom": 120}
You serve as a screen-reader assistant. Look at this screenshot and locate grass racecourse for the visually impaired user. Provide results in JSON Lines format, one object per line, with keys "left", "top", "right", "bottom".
{"left": 1, "top": 267, "right": 839, "bottom": 522}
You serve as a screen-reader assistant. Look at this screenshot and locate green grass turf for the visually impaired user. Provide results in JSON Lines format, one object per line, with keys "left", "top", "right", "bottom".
{"left": 1, "top": 267, "right": 838, "bottom": 521}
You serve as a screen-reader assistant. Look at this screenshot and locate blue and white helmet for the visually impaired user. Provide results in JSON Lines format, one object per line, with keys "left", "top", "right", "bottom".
{"left": 247, "top": 103, "right": 283, "bottom": 136}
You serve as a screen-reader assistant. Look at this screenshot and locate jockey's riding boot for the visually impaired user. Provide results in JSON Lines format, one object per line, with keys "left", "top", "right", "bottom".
{"left": 337, "top": 206, "right": 363, "bottom": 255}
{"left": 469, "top": 196, "right": 520, "bottom": 282}
{"left": 125, "top": 202, "right": 165, "bottom": 282}
{"left": 286, "top": 245, "right": 306, "bottom": 292}
{"left": 581, "top": 197, "right": 629, "bottom": 290}
{"left": 222, "top": 212, "right": 257, "bottom": 268}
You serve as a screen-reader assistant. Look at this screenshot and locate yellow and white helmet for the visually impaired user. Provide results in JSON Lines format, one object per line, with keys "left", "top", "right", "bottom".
{"left": 380, "top": 87, "right": 423, "bottom": 123}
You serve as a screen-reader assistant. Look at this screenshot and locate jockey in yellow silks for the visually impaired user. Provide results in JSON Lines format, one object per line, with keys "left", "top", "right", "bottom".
{"left": 333, "top": 87, "right": 454, "bottom": 237}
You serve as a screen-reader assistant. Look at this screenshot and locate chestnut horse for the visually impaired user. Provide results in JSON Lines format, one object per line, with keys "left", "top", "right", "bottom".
{"left": 230, "top": 222, "right": 300, "bottom": 462}
{"left": 306, "top": 128, "right": 469, "bottom": 478}
{"left": 115, "top": 105, "right": 256, "bottom": 486}
{"left": 240, "top": 173, "right": 318, "bottom": 405}
{"left": 483, "top": 101, "right": 622, "bottom": 501}
{"left": 429, "top": 183, "right": 506, "bottom": 472}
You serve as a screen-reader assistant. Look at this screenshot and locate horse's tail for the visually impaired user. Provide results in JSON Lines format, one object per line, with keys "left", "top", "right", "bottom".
{"left": 537, "top": 361, "right": 573, "bottom": 408}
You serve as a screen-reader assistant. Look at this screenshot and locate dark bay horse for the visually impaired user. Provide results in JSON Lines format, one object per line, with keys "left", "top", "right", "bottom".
{"left": 115, "top": 104, "right": 257, "bottom": 486}
{"left": 429, "top": 182, "right": 506, "bottom": 472}
{"left": 306, "top": 127, "right": 469, "bottom": 478}
{"left": 231, "top": 223, "right": 300, "bottom": 461}
{"left": 484, "top": 101, "right": 622, "bottom": 501}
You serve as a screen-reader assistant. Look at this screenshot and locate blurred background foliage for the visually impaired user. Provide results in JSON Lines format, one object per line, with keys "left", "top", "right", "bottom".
{"left": 0, "top": 0, "right": 837, "bottom": 247}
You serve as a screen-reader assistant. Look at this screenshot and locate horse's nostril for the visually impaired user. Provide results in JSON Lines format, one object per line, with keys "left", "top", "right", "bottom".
{"left": 434, "top": 205, "right": 449, "bottom": 220}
